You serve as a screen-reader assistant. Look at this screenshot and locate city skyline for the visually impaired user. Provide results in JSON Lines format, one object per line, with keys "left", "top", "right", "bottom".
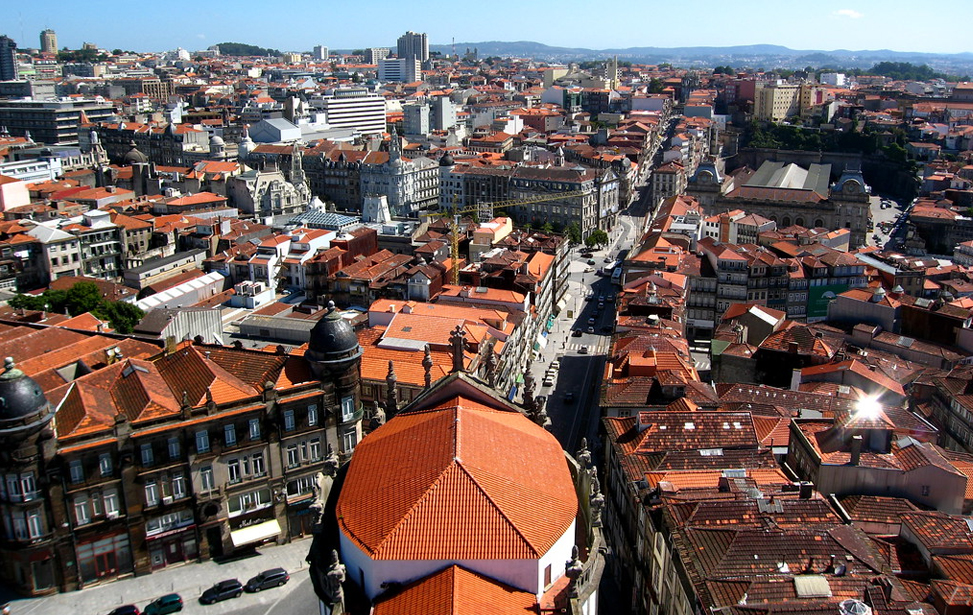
{"left": 7, "top": 0, "right": 973, "bottom": 57}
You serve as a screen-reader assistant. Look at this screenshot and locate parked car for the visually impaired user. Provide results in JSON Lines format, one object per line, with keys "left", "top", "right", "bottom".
{"left": 587, "top": 326, "right": 594, "bottom": 334}
{"left": 108, "top": 607, "right": 140, "bottom": 615}
{"left": 144, "top": 594, "right": 183, "bottom": 615}
{"left": 542, "top": 378, "right": 554, "bottom": 387}
{"left": 245, "top": 568, "right": 290, "bottom": 592}
{"left": 572, "top": 328, "right": 582, "bottom": 337}
{"left": 199, "top": 580, "right": 243, "bottom": 605}
{"left": 588, "top": 317, "right": 596, "bottom": 325}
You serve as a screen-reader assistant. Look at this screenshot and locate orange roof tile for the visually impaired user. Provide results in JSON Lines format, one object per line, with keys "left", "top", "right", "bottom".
{"left": 372, "top": 565, "right": 537, "bottom": 615}
{"left": 337, "top": 394, "right": 577, "bottom": 560}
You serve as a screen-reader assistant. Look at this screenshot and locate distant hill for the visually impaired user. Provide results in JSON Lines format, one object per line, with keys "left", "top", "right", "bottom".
{"left": 428, "top": 41, "right": 973, "bottom": 73}
{"left": 216, "top": 42, "right": 280, "bottom": 57}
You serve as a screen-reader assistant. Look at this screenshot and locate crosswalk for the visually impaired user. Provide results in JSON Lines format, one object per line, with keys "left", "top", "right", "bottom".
{"left": 565, "top": 338, "right": 612, "bottom": 354}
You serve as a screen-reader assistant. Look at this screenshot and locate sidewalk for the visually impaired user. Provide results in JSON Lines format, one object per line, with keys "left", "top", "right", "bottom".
{"left": 10, "top": 538, "right": 313, "bottom": 615}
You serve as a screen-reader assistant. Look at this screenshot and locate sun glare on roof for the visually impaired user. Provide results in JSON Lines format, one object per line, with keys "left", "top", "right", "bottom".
{"left": 854, "top": 395, "right": 881, "bottom": 419}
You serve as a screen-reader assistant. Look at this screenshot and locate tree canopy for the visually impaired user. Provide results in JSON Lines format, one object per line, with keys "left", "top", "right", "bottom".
{"left": 585, "top": 229, "right": 610, "bottom": 248}
{"left": 9, "top": 282, "right": 145, "bottom": 334}
{"left": 216, "top": 42, "right": 281, "bottom": 57}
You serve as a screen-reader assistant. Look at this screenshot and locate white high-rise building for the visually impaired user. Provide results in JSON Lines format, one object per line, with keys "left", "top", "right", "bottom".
{"left": 313, "top": 45, "right": 329, "bottom": 61}
{"left": 364, "top": 48, "right": 390, "bottom": 64}
{"left": 396, "top": 31, "right": 428, "bottom": 62}
{"left": 319, "top": 88, "right": 386, "bottom": 135}
{"left": 378, "top": 58, "right": 420, "bottom": 83}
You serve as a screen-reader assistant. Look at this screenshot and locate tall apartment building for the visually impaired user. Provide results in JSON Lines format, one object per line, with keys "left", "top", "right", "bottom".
{"left": 430, "top": 95, "right": 456, "bottom": 131}
{"left": 0, "top": 36, "right": 17, "bottom": 81}
{"left": 377, "top": 58, "right": 419, "bottom": 83}
{"left": 39, "top": 29, "right": 57, "bottom": 54}
{"left": 402, "top": 102, "right": 430, "bottom": 136}
{"left": 317, "top": 88, "right": 386, "bottom": 135}
{"left": 396, "top": 30, "right": 428, "bottom": 62}
{"left": 364, "top": 47, "right": 389, "bottom": 64}
{"left": 312, "top": 45, "right": 328, "bottom": 61}
{"left": 0, "top": 99, "right": 115, "bottom": 145}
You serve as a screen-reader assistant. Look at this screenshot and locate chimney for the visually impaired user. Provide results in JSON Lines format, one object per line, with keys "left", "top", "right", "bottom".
{"left": 850, "top": 435, "right": 863, "bottom": 466}
{"left": 798, "top": 481, "right": 813, "bottom": 499}
{"left": 788, "top": 341, "right": 799, "bottom": 354}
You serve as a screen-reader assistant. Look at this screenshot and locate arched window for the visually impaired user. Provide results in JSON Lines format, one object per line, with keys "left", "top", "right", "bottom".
{"left": 782, "top": 216, "right": 791, "bottom": 227}
{"left": 814, "top": 219, "right": 824, "bottom": 228}
{"left": 795, "top": 217, "right": 804, "bottom": 227}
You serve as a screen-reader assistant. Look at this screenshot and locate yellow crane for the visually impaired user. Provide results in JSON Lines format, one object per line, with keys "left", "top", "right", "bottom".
{"left": 435, "top": 191, "right": 586, "bottom": 285}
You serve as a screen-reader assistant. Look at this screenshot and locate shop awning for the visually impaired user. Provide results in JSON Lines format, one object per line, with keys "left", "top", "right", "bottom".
{"left": 230, "top": 519, "right": 281, "bottom": 548}
{"left": 536, "top": 331, "right": 548, "bottom": 348}
{"left": 555, "top": 299, "right": 567, "bottom": 314}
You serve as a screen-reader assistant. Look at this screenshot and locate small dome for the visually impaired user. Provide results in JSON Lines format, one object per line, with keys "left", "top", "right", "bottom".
{"left": 123, "top": 141, "right": 149, "bottom": 165}
{"left": 0, "top": 358, "right": 49, "bottom": 424}
{"left": 306, "top": 302, "right": 360, "bottom": 362}
{"left": 209, "top": 134, "right": 225, "bottom": 146}
{"left": 439, "top": 152, "right": 454, "bottom": 167}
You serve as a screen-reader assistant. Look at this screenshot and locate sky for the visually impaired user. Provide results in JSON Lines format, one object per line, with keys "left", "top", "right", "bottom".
{"left": 7, "top": 0, "right": 972, "bottom": 56}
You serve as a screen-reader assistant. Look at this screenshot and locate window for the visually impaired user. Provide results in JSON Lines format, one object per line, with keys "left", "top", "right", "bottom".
{"left": 249, "top": 419, "right": 261, "bottom": 441}
{"left": 286, "top": 445, "right": 299, "bottom": 468}
{"left": 74, "top": 495, "right": 90, "bottom": 525}
{"left": 196, "top": 430, "right": 210, "bottom": 453}
{"left": 286, "top": 475, "right": 315, "bottom": 497}
{"left": 307, "top": 404, "right": 318, "bottom": 427}
{"left": 99, "top": 454, "right": 112, "bottom": 477}
{"left": 544, "top": 564, "right": 552, "bottom": 587}
{"left": 200, "top": 466, "right": 215, "bottom": 492}
{"left": 342, "top": 430, "right": 357, "bottom": 453}
{"left": 144, "top": 481, "right": 159, "bottom": 507}
{"left": 341, "top": 396, "right": 355, "bottom": 422}
{"left": 309, "top": 438, "right": 321, "bottom": 461}
{"left": 140, "top": 443, "right": 154, "bottom": 467}
{"left": 300, "top": 441, "right": 308, "bottom": 461}
{"left": 283, "top": 410, "right": 295, "bottom": 432}
{"left": 227, "top": 460, "right": 241, "bottom": 484}
{"left": 224, "top": 424, "right": 237, "bottom": 447}
{"left": 12, "top": 517, "right": 27, "bottom": 541}
{"left": 168, "top": 437, "right": 180, "bottom": 460}
{"left": 103, "top": 489, "right": 119, "bottom": 516}
{"left": 252, "top": 452, "right": 265, "bottom": 477}
{"left": 27, "top": 509, "right": 43, "bottom": 539}
{"left": 69, "top": 460, "right": 84, "bottom": 484}
{"left": 172, "top": 473, "right": 186, "bottom": 500}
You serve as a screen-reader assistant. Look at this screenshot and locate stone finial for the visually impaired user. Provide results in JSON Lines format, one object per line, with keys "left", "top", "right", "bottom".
{"left": 370, "top": 399, "right": 386, "bottom": 431}
{"left": 325, "top": 549, "right": 347, "bottom": 606}
{"left": 577, "top": 437, "right": 592, "bottom": 469}
{"left": 565, "top": 545, "right": 583, "bottom": 598}
{"left": 0, "top": 357, "right": 23, "bottom": 381}
{"left": 449, "top": 325, "right": 467, "bottom": 373}
{"left": 522, "top": 371, "right": 536, "bottom": 414}
{"left": 484, "top": 350, "right": 497, "bottom": 388}
{"left": 590, "top": 485, "right": 605, "bottom": 528}
{"left": 385, "top": 360, "right": 398, "bottom": 415}
{"left": 323, "top": 442, "right": 339, "bottom": 477}
{"left": 423, "top": 344, "right": 434, "bottom": 388}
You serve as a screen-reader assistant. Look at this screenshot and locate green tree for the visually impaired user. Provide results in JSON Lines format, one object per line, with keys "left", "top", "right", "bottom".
{"left": 95, "top": 301, "right": 144, "bottom": 334}
{"left": 565, "top": 222, "right": 582, "bottom": 245}
{"left": 541, "top": 222, "right": 554, "bottom": 234}
{"left": 647, "top": 78, "right": 666, "bottom": 94}
{"left": 112, "top": 48, "right": 123, "bottom": 55}
{"left": 64, "top": 282, "right": 103, "bottom": 316}
{"left": 585, "top": 229, "right": 610, "bottom": 248}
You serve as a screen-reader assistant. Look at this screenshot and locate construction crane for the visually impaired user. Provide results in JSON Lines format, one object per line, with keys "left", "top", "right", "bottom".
{"left": 435, "top": 191, "right": 586, "bottom": 285}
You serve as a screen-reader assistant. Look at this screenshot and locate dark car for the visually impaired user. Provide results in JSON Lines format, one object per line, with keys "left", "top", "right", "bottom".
{"left": 143, "top": 594, "right": 182, "bottom": 615}
{"left": 564, "top": 391, "right": 575, "bottom": 403}
{"left": 245, "top": 568, "right": 290, "bottom": 592}
{"left": 109, "top": 607, "right": 140, "bottom": 615}
{"left": 572, "top": 328, "right": 582, "bottom": 337}
{"left": 199, "top": 580, "right": 243, "bottom": 605}
{"left": 586, "top": 259, "right": 596, "bottom": 266}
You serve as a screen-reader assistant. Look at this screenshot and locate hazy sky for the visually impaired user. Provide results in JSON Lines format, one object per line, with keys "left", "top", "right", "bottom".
{"left": 8, "top": 0, "right": 972, "bottom": 55}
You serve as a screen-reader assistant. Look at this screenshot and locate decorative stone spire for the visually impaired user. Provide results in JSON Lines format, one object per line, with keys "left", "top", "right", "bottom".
{"left": 576, "top": 437, "right": 592, "bottom": 470}
{"left": 522, "top": 371, "right": 536, "bottom": 415}
{"left": 369, "top": 399, "right": 386, "bottom": 431}
{"left": 449, "top": 326, "right": 467, "bottom": 373}
{"left": 385, "top": 360, "right": 398, "bottom": 415}
{"left": 484, "top": 350, "right": 497, "bottom": 388}
{"left": 590, "top": 476, "right": 605, "bottom": 528}
{"left": 423, "top": 344, "right": 434, "bottom": 388}
{"left": 565, "top": 545, "right": 583, "bottom": 598}
{"left": 324, "top": 549, "right": 347, "bottom": 607}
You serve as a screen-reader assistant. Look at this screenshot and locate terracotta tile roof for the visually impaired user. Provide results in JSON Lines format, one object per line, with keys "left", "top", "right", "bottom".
{"left": 633, "top": 412, "right": 760, "bottom": 453}
{"left": 154, "top": 343, "right": 259, "bottom": 406}
{"left": 900, "top": 511, "right": 973, "bottom": 552}
{"left": 371, "top": 565, "right": 537, "bottom": 615}
{"left": 839, "top": 495, "right": 920, "bottom": 526}
{"left": 935, "top": 554, "right": 973, "bottom": 585}
{"left": 337, "top": 394, "right": 577, "bottom": 560}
